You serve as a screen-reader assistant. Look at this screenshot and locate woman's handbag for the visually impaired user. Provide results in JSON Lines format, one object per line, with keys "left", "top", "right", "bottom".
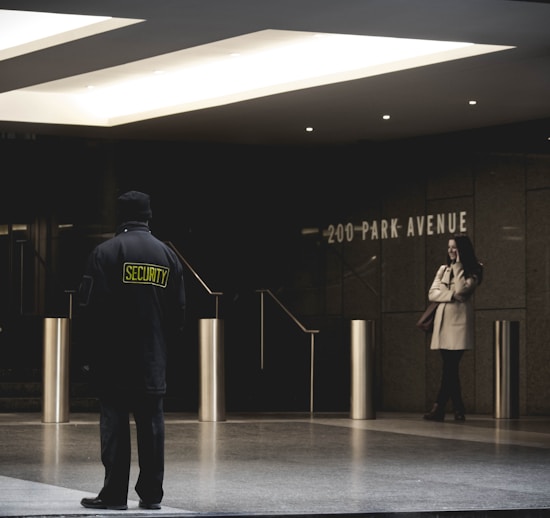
{"left": 416, "top": 302, "right": 438, "bottom": 332}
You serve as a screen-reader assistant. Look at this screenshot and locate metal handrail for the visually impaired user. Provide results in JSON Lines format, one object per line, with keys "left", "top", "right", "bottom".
{"left": 16, "top": 239, "right": 60, "bottom": 317}
{"left": 256, "top": 288, "right": 320, "bottom": 414}
{"left": 165, "top": 241, "right": 223, "bottom": 318}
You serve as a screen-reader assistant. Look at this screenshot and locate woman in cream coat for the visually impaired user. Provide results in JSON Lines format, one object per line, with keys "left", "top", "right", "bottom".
{"left": 423, "top": 235, "right": 483, "bottom": 422}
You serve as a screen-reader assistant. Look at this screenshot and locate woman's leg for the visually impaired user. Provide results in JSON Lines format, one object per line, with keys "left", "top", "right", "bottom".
{"left": 437, "top": 349, "right": 465, "bottom": 416}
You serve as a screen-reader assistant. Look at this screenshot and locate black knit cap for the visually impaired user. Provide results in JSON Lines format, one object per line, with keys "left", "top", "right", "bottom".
{"left": 116, "top": 190, "right": 152, "bottom": 222}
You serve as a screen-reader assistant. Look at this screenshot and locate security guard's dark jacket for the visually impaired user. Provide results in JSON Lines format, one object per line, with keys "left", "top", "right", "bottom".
{"left": 78, "top": 221, "right": 186, "bottom": 395}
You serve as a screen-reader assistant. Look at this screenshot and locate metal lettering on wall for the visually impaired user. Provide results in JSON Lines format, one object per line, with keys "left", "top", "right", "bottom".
{"left": 325, "top": 211, "right": 467, "bottom": 244}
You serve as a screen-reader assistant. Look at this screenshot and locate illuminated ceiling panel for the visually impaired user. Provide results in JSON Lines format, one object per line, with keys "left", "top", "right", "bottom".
{"left": 0, "top": 9, "right": 143, "bottom": 61}
{"left": 0, "top": 11, "right": 514, "bottom": 128}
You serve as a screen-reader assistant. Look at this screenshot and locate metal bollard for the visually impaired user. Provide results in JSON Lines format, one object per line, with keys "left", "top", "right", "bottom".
{"left": 494, "top": 320, "right": 519, "bottom": 419}
{"left": 350, "top": 319, "right": 376, "bottom": 420}
{"left": 42, "top": 317, "right": 70, "bottom": 423}
{"left": 199, "top": 318, "right": 226, "bottom": 422}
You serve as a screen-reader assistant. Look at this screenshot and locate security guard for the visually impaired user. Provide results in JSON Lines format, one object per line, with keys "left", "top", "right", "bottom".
{"left": 78, "top": 190, "right": 186, "bottom": 511}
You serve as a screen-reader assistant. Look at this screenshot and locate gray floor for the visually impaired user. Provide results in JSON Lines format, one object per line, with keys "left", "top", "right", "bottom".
{"left": 1, "top": 411, "right": 550, "bottom": 518}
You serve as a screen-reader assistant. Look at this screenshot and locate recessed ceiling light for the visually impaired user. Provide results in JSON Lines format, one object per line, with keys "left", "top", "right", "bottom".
{"left": 382, "top": 114, "right": 391, "bottom": 120}
{"left": 469, "top": 100, "right": 478, "bottom": 105}
{"left": 0, "top": 25, "right": 514, "bottom": 127}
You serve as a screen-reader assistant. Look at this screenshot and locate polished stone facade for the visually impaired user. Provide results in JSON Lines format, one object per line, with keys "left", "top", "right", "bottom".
{"left": 313, "top": 150, "right": 550, "bottom": 415}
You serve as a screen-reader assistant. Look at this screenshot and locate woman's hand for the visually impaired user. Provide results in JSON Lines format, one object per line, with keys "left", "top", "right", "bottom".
{"left": 453, "top": 292, "right": 465, "bottom": 302}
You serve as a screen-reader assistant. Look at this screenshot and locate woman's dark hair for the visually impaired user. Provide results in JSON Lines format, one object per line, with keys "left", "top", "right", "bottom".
{"left": 447, "top": 234, "right": 484, "bottom": 284}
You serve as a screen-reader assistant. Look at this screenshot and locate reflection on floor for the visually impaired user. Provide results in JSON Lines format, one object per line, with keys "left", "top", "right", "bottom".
{"left": 1, "top": 412, "right": 550, "bottom": 517}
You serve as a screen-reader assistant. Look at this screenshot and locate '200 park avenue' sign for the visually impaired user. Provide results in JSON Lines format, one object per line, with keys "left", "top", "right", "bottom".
{"left": 326, "top": 211, "right": 467, "bottom": 244}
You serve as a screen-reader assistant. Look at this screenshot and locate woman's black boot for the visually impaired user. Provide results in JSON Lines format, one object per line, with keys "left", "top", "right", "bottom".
{"left": 423, "top": 403, "right": 445, "bottom": 422}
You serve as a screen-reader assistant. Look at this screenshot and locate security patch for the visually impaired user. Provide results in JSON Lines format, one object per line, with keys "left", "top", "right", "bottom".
{"left": 123, "top": 262, "right": 169, "bottom": 288}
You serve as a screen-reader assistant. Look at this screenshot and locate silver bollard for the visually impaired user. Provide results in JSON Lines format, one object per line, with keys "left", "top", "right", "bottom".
{"left": 42, "top": 317, "right": 70, "bottom": 423}
{"left": 494, "top": 320, "right": 519, "bottom": 419}
{"left": 199, "top": 318, "right": 226, "bottom": 422}
{"left": 350, "top": 319, "right": 375, "bottom": 420}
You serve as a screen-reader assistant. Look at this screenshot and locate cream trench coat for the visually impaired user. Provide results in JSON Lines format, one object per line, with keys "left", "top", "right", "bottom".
{"left": 428, "top": 261, "right": 479, "bottom": 351}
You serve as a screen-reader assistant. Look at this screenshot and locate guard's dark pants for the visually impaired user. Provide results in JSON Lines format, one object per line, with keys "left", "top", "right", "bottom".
{"left": 98, "top": 392, "right": 164, "bottom": 505}
{"left": 435, "top": 349, "right": 465, "bottom": 413}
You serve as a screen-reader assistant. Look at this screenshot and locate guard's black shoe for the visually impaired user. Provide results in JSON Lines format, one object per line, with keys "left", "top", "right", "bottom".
{"left": 80, "top": 496, "right": 128, "bottom": 510}
{"left": 139, "top": 500, "right": 162, "bottom": 510}
{"left": 423, "top": 403, "right": 445, "bottom": 422}
{"left": 454, "top": 411, "right": 466, "bottom": 421}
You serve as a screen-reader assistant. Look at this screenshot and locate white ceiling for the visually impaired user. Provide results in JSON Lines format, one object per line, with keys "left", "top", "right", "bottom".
{"left": 0, "top": 0, "right": 549, "bottom": 147}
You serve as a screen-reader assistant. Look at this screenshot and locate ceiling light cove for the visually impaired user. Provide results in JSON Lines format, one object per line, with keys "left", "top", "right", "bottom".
{"left": 0, "top": 9, "right": 143, "bottom": 61}
{"left": 0, "top": 28, "right": 514, "bottom": 127}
